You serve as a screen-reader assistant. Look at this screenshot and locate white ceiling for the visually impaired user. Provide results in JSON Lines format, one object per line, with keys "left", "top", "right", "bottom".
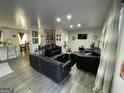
{"left": 0, "top": 0, "right": 113, "bottom": 30}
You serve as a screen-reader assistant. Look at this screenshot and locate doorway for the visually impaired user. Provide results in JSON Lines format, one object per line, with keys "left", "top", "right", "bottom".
{"left": 18, "top": 32, "right": 29, "bottom": 54}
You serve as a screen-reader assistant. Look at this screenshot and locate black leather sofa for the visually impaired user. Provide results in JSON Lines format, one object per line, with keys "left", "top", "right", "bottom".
{"left": 76, "top": 55, "right": 100, "bottom": 74}
{"left": 29, "top": 54, "right": 73, "bottom": 84}
{"left": 43, "top": 44, "right": 62, "bottom": 57}
{"left": 73, "top": 50, "right": 100, "bottom": 74}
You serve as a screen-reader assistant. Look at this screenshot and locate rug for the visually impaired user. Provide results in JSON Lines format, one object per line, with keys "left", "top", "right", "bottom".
{"left": 0, "top": 63, "right": 13, "bottom": 78}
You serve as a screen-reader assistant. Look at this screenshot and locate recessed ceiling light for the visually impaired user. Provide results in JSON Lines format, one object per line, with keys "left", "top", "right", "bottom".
{"left": 56, "top": 17, "right": 61, "bottom": 22}
{"left": 67, "top": 14, "right": 72, "bottom": 20}
{"left": 70, "top": 25, "right": 73, "bottom": 28}
{"left": 77, "top": 24, "right": 81, "bottom": 27}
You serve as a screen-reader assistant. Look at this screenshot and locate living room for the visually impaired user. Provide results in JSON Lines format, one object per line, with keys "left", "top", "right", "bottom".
{"left": 0, "top": 0, "right": 123, "bottom": 93}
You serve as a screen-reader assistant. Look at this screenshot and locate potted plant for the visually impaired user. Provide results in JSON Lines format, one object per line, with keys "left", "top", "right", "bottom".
{"left": 90, "top": 42, "right": 95, "bottom": 49}
{"left": 79, "top": 45, "right": 85, "bottom": 54}
{"left": 81, "top": 45, "right": 84, "bottom": 49}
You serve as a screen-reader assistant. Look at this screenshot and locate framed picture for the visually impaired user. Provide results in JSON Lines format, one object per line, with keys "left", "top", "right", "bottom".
{"left": 59, "top": 38, "right": 61, "bottom": 41}
{"left": 32, "top": 38, "right": 38, "bottom": 44}
{"left": 32, "top": 31, "right": 38, "bottom": 37}
{"left": 56, "top": 38, "right": 58, "bottom": 41}
{"left": 57, "top": 34, "right": 58, "bottom": 37}
{"left": 59, "top": 34, "right": 61, "bottom": 37}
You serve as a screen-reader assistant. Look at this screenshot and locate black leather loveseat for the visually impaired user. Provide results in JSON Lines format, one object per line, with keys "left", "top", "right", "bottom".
{"left": 76, "top": 55, "right": 100, "bottom": 74}
{"left": 73, "top": 50, "right": 100, "bottom": 74}
{"left": 29, "top": 54, "right": 73, "bottom": 84}
{"left": 43, "top": 44, "right": 62, "bottom": 57}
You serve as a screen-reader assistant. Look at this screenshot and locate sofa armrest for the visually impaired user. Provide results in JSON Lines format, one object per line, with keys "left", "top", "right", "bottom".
{"left": 39, "top": 57, "right": 64, "bottom": 83}
{"left": 62, "top": 60, "right": 72, "bottom": 73}
{"left": 62, "top": 60, "right": 72, "bottom": 68}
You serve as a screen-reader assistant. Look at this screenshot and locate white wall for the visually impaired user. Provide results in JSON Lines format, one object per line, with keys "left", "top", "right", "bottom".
{"left": 29, "top": 28, "right": 39, "bottom": 53}
{"left": 38, "top": 24, "right": 45, "bottom": 47}
{"left": 111, "top": 7, "right": 124, "bottom": 93}
{"left": 28, "top": 23, "right": 44, "bottom": 53}
{"left": 67, "top": 29, "right": 100, "bottom": 51}
{"left": 55, "top": 28, "right": 100, "bottom": 52}
{"left": 55, "top": 28, "right": 68, "bottom": 52}
{"left": 29, "top": 23, "right": 56, "bottom": 53}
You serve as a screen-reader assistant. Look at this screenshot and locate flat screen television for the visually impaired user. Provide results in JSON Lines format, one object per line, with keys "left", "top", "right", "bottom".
{"left": 78, "top": 34, "right": 87, "bottom": 39}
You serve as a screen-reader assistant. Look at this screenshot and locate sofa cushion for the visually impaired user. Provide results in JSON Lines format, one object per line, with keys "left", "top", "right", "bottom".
{"left": 54, "top": 54, "right": 69, "bottom": 63}
{"left": 91, "top": 51, "right": 100, "bottom": 56}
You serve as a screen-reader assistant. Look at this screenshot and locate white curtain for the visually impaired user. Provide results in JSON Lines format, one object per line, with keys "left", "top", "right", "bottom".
{"left": 93, "top": 0, "right": 121, "bottom": 93}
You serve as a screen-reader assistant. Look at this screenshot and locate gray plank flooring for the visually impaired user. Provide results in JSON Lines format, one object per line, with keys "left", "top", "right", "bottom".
{"left": 0, "top": 54, "right": 95, "bottom": 93}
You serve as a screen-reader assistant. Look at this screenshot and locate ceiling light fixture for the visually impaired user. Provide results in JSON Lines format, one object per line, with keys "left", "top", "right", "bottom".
{"left": 67, "top": 14, "right": 72, "bottom": 20}
{"left": 77, "top": 24, "right": 81, "bottom": 27}
{"left": 70, "top": 25, "right": 73, "bottom": 28}
{"left": 56, "top": 17, "right": 61, "bottom": 22}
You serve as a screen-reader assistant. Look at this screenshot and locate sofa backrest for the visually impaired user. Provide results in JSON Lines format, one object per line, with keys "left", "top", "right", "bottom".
{"left": 77, "top": 54, "right": 100, "bottom": 63}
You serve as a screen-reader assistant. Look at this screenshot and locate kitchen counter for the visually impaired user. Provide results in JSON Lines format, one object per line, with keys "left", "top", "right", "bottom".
{"left": 0, "top": 45, "right": 17, "bottom": 61}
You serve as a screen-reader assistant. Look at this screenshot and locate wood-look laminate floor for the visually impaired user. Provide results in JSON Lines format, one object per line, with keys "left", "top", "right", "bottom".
{"left": 0, "top": 54, "right": 95, "bottom": 93}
